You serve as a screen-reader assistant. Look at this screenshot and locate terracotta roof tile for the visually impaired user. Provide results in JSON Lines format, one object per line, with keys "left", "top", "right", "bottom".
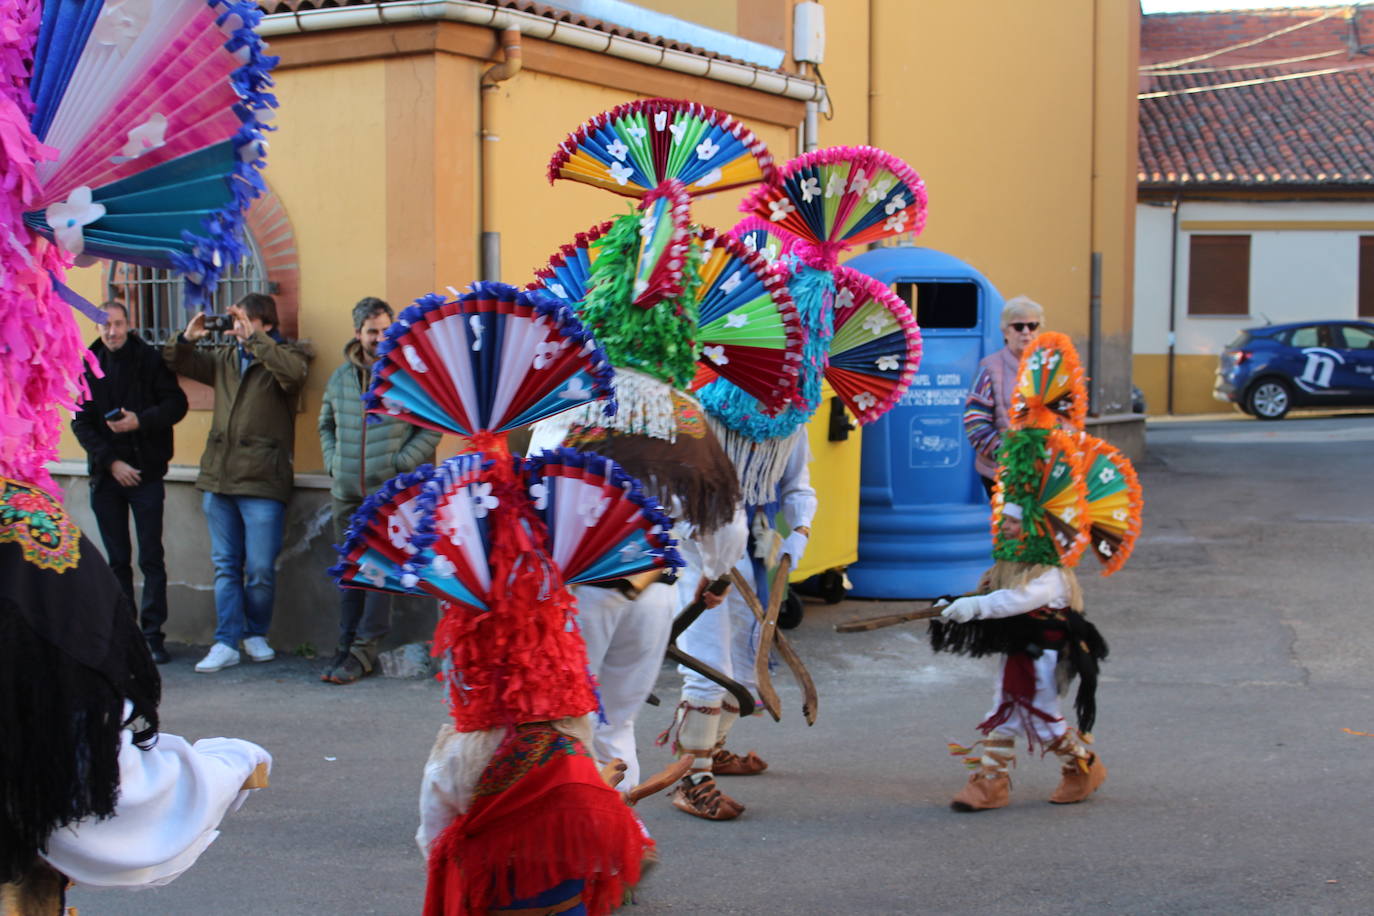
{"left": 1139, "top": 7, "right": 1374, "bottom": 187}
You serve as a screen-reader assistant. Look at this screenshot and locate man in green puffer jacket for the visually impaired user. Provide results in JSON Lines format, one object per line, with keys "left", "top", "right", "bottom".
{"left": 318, "top": 297, "right": 441, "bottom": 684}
{"left": 165, "top": 293, "right": 313, "bottom": 675}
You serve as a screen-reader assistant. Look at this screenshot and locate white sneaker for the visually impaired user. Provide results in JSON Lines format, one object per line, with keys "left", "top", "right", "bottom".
{"left": 242, "top": 636, "right": 276, "bottom": 663}
{"left": 195, "top": 643, "right": 241, "bottom": 673}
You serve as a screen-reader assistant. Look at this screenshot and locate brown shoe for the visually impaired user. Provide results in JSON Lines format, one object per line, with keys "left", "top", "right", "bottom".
{"left": 712, "top": 747, "right": 768, "bottom": 776}
{"left": 670, "top": 775, "right": 743, "bottom": 820}
{"left": 326, "top": 641, "right": 378, "bottom": 685}
{"left": 949, "top": 771, "right": 1011, "bottom": 812}
{"left": 1049, "top": 752, "right": 1107, "bottom": 804}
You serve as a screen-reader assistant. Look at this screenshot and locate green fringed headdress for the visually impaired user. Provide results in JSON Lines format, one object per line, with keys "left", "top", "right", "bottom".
{"left": 991, "top": 427, "right": 1092, "bottom": 567}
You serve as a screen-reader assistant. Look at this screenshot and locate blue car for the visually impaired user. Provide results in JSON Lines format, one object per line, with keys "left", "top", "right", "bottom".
{"left": 1214, "top": 320, "right": 1374, "bottom": 419}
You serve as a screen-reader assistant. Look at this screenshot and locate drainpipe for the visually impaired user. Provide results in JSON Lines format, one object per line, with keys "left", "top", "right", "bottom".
{"left": 480, "top": 26, "right": 522, "bottom": 282}
{"left": 1089, "top": 251, "right": 1102, "bottom": 415}
{"left": 1166, "top": 192, "right": 1181, "bottom": 415}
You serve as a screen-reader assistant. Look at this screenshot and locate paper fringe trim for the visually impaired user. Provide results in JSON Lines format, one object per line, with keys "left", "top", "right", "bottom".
{"left": 705, "top": 419, "right": 802, "bottom": 507}
{"left": 555, "top": 367, "right": 680, "bottom": 443}
{"left": 0, "top": 0, "right": 88, "bottom": 494}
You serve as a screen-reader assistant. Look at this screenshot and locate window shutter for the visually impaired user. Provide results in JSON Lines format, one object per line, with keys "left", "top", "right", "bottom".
{"left": 1359, "top": 237, "right": 1374, "bottom": 318}
{"left": 1188, "top": 235, "right": 1250, "bottom": 316}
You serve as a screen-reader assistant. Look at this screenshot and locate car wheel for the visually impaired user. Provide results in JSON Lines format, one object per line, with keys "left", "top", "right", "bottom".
{"left": 1246, "top": 379, "right": 1292, "bottom": 420}
{"left": 778, "top": 590, "right": 805, "bottom": 630}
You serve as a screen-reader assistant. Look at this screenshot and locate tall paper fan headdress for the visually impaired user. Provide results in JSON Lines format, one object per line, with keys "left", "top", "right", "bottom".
{"left": 1079, "top": 433, "right": 1143, "bottom": 576}
{"left": 991, "top": 428, "right": 1091, "bottom": 568}
{"left": 334, "top": 282, "right": 682, "bottom": 731}
{"left": 0, "top": 0, "right": 274, "bottom": 494}
{"left": 702, "top": 146, "right": 929, "bottom": 438}
{"left": 1012, "top": 331, "right": 1088, "bottom": 430}
{"left": 530, "top": 223, "right": 803, "bottom": 416}
{"left": 548, "top": 98, "right": 776, "bottom": 311}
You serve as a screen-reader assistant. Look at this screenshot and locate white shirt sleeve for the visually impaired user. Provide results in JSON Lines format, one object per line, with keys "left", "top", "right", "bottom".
{"left": 416, "top": 726, "right": 504, "bottom": 856}
{"left": 777, "top": 436, "right": 817, "bottom": 531}
{"left": 526, "top": 415, "right": 573, "bottom": 456}
{"left": 976, "top": 567, "right": 1071, "bottom": 619}
{"left": 42, "top": 712, "right": 270, "bottom": 889}
{"left": 677, "top": 506, "right": 748, "bottom": 581}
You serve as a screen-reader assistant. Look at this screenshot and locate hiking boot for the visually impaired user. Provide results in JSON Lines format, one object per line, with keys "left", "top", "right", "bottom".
{"left": 670, "top": 774, "right": 743, "bottom": 820}
{"left": 712, "top": 747, "right": 768, "bottom": 776}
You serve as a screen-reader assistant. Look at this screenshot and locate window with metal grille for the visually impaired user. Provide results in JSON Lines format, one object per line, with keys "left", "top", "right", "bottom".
{"left": 104, "top": 234, "right": 269, "bottom": 345}
{"left": 1187, "top": 235, "right": 1250, "bottom": 316}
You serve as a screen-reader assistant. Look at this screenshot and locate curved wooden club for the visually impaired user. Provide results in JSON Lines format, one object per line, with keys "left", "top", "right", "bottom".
{"left": 732, "top": 566, "right": 818, "bottom": 725}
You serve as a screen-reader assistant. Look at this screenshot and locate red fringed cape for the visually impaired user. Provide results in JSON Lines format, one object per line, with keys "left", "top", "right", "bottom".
{"left": 423, "top": 725, "right": 651, "bottom": 916}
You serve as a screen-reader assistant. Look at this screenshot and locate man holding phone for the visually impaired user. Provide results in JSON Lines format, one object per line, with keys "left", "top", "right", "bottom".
{"left": 72, "top": 299, "right": 189, "bottom": 663}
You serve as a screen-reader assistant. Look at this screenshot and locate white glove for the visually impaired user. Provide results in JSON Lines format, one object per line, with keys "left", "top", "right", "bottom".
{"left": 779, "top": 531, "right": 809, "bottom": 566}
{"left": 940, "top": 596, "right": 982, "bottom": 624}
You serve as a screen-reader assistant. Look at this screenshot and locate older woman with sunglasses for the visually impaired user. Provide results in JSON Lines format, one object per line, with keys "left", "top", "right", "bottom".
{"left": 963, "top": 296, "right": 1045, "bottom": 498}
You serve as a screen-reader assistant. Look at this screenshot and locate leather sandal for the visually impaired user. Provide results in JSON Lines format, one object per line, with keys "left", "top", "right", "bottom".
{"left": 670, "top": 774, "right": 743, "bottom": 820}
{"left": 712, "top": 747, "right": 768, "bottom": 776}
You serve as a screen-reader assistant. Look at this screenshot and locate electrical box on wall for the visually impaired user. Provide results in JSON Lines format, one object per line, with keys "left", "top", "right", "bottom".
{"left": 794, "top": 1, "right": 826, "bottom": 65}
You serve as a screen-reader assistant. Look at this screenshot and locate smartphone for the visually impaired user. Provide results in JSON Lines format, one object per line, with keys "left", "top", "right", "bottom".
{"left": 104, "top": 407, "right": 125, "bottom": 421}
{"left": 203, "top": 314, "right": 235, "bottom": 332}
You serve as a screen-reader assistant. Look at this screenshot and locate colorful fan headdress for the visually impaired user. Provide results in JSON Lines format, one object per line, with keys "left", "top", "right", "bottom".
{"left": 548, "top": 98, "right": 775, "bottom": 312}
{"left": 1079, "top": 433, "right": 1143, "bottom": 576}
{"left": 688, "top": 147, "right": 927, "bottom": 503}
{"left": 991, "top": 428, "right": 1091, "bottom": 568}
{"left": 0, "top": 0, "right": 274, "bottom": 493}
{"left": 825, "top": 266, "right": 922, "bottom": 425}
{"left": 1011, "top": 331, "right": 1088, "bottom": 431}
{"left": 335, "top": 282, "right": 683, "bottom": 732}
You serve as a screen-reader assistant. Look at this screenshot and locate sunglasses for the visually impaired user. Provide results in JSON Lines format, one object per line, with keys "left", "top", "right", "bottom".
{"left": 1009, "top": 322, "right": 1040, "bottom": 332}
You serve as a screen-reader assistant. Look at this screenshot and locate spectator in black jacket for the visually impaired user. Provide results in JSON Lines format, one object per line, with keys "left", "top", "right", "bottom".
{"left": 71, "top": 301, "right": 189, "bottom": 663}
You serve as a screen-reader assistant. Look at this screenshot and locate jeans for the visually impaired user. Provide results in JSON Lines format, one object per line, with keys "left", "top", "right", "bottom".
{"left": 331, "top": 498, "right": 392, "bottom": 648}
{"left": 90, "top": 475, "right": 168, "bottom": 642}
{"left": 202, "top": 492, "right": 285, "bottom": 648}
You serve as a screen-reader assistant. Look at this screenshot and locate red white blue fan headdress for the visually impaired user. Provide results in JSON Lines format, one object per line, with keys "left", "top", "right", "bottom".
{"left": 334, "top": 281, "right": 683, "bottom": 732}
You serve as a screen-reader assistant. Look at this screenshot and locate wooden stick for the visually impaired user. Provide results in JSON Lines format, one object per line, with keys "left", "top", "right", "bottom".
{"left": 833, "top": 604, "right": 942, "bottom": 633}
{"left": 241, "top": 761, "right": 270, "bottom": 790}
{"left": 734, "top": 569, "right": 818, "bottom": 726}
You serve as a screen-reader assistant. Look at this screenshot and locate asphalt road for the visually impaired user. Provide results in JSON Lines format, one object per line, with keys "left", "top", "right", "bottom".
{"left": 69, "top": 413, "right": 1374, "bottom": 915}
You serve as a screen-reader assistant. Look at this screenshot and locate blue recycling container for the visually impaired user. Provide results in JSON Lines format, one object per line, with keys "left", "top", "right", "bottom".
{"left": 842, "top": 246, "right": 1005, "bottom": 599}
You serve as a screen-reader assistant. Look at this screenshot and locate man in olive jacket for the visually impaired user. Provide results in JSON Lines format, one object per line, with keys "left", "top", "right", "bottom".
{"left": 317, "top": 297, "right": 440, "bottom": 684}
{"left": 164, "top": 293, "right": 312, "bottom": 674}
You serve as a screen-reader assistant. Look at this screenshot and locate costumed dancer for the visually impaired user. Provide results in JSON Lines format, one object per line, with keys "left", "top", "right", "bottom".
{"left": 929, "top": 333, "right": 1142, "bottom": 812}
{"left": 665, "top": 151, "right": 927, "bottom": 814}
{"left": 529, "top": 99, "right": 805, "bottom": 817}
{"left": 336, "top": 283, "right": 677, "bottom": 914}
{"left": 2, "top": 1, "right": 278, "bottom": 909}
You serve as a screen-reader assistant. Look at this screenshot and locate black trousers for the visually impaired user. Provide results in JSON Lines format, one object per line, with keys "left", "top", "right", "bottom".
{"left": 90, "top": 474, "right": 168, "bottom": 642}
